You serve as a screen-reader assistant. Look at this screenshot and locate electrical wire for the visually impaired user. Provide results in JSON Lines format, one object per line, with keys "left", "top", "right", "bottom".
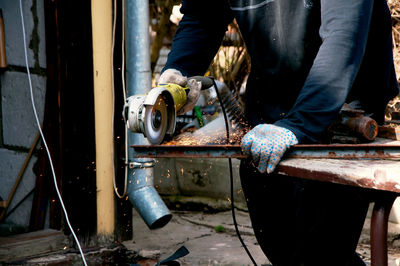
{"left": 18, "top": 1, "right": 87, "bottom": 265}
{"left": 121, "top": 0, "right": 129, "bottom": 200}
{"left": 112, "top": 0, "right": 128, "bottom": 199}
{"left": 212, "top": 78, "right": 257, "bottom": 265}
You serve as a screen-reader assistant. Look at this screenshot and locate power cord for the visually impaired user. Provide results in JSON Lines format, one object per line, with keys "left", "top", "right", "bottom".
{"left": 211, "top": 78, "right": 258, "bottom": 265}
{"left": 111, "top": 0, "right": 128, "bottom": 199}
{"left": 19, "top": 1, "right": 87, "bottom": 265}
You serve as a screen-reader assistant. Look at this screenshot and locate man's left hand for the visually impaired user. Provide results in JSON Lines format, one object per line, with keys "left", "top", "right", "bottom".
{"left": 241, "top": 124, "right": 298, "bottom": 174}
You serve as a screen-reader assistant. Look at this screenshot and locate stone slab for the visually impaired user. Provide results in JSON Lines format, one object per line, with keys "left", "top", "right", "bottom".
{"left": 0, "top": 229, "right": 66, "bottom": 262}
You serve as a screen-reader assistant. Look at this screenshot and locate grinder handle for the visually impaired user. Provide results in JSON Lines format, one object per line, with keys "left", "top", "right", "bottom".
{"left": 189, "top": 76, "right": 214, "bottom": 90}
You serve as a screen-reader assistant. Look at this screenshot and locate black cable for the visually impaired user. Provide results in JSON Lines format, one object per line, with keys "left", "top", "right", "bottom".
{"left": 212, "top": 78, "right": 258, "bottom": 265}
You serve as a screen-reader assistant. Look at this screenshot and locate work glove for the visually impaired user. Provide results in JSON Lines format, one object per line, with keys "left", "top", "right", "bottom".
{"left": 159, "top": 69, "right": 201, "bottom": 115}
{"left": 241, "top": 124, "right": 298, "bottom": 174}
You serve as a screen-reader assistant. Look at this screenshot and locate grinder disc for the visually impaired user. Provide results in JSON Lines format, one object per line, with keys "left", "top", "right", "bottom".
{"left": 144, "top": 95, "right": 168, "bottom": 144}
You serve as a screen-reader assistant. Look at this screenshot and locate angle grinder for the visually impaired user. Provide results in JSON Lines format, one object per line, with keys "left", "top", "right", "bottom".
{"left": 124, "top": 76, "right": 213, "bottom": 144}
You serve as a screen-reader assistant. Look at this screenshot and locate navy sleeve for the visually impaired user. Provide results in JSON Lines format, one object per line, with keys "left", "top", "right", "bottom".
{"left": 275, "top": 0, "right": 374, "bottom": 143}
{"left": 163, "top": 1, "right": 234, "bottom": 76}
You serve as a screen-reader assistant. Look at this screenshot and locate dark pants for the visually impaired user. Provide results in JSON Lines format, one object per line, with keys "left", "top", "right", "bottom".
{"left": 240, "top": 159, "right": 369, "bottom": 266}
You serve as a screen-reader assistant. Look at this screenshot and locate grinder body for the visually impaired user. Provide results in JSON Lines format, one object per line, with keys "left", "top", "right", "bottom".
{"left": 125, "top": 83, "right": 188, "bottom": 144}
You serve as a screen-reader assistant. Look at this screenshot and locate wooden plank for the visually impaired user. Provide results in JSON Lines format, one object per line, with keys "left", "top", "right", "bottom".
{"left": 0, "top": 229, "right": 66, "bottom": 262}
{"left": 277, "top": 158, "right": 400, "bottom": 193}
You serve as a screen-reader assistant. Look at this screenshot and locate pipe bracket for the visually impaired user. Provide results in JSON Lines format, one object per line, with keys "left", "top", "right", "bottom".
{"left": 129, "top": 161, "right": 155, "bottom": 169}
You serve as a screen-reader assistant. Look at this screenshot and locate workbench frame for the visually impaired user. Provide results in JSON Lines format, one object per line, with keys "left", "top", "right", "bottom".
{"left": 132, "top": 142, "right": 400, "bottom": 266}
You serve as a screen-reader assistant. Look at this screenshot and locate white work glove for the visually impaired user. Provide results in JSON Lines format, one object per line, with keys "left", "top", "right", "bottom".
{"left": 159, "top": 69, "right": 201, "bottom": 115}
{"left": 241, "top": 124, "right": 298, "bottom": 174}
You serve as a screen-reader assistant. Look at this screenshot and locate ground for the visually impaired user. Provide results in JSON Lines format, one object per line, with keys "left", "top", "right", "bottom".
{"left": 123, "top": 208, "right": 400, "bottom": 266}
{"left": 8, "top": 207, "right": 400, "bottom": 265}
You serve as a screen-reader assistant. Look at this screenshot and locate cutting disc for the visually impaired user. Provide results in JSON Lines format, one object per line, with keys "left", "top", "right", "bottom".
{"left": 144, "top": 95, "right": 168, "bottom": 144}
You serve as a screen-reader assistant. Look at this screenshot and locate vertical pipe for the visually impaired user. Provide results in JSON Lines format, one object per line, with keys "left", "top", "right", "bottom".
{"left": 125, "top": 0, "right": 171, "bottom": 229}
{"left": 91, "top": 0, "right": 115, "bottom": 238}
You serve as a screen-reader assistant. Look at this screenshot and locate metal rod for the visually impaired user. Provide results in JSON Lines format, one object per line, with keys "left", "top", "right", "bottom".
{"left": 371, "top": 195, "right": 396, "bottom": 266}
{"left": 131, "top": 143, "right": 400, "bottom": 160}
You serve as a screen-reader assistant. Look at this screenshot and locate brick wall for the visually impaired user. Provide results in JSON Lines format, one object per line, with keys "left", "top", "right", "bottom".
{"left": 0, "top": 0, "right": 47, "bottom": 229}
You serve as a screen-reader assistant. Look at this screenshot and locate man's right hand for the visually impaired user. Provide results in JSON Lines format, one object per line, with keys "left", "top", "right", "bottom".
{"left": 159, "top": 69, "right": 187, "bottom": 86}
{"left": 159, "top": 69, "right": 201, "bottom": 114}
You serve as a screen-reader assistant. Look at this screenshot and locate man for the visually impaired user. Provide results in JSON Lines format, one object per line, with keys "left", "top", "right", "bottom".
{"left": 159, "top": 0, "right": 400, "bottom": 265}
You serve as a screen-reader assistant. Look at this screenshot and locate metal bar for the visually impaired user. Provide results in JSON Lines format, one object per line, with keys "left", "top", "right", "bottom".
{"left": 132, "top": 145, "right": 246, "bottom": 159}
{"left": 371, "top": 195, "right": 397, "bottom": 266}
{"left": 131, "top": 143, "right": 400, "bottom": 160}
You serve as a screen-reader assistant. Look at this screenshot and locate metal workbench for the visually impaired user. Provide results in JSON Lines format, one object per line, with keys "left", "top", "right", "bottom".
{"left": 132, "top": 138, "right": 400, "bottom": 266}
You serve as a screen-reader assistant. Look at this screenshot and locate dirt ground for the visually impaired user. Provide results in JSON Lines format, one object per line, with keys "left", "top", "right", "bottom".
{"left": 122, "top": 208, "right": 400, "bottom": 266}
{"left": 11, "top": 207, "right": 400, "bottom": 265}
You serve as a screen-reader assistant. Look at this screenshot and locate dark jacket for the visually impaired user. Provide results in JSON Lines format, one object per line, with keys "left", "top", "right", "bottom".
{"left": 164, "top": 0, "right": 399, "bottom": 143}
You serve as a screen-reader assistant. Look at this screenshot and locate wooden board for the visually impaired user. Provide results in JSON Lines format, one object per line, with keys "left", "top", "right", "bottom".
{"left": 278, "top": 158, "right": 400, "bottom": 193}
{"left": 0, "top": 229, "right": 66, "bottom": 262}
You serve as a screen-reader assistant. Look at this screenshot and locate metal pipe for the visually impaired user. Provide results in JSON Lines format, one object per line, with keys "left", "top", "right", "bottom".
{"left": 370, "top": 195, "right": 396, "bottom": 266}
{"left": 125, "top": 0, "right": 171, "bottom": 229}
{"left": 92, "top": 0, "right": 115, "bottom": 238}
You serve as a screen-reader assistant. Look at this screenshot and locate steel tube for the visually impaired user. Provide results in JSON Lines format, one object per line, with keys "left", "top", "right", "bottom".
{"left": 125, "top": 0, "right": 171, "bottom": 229}
{"left": 371, "top": 195, "right": 396, "bottom": 266}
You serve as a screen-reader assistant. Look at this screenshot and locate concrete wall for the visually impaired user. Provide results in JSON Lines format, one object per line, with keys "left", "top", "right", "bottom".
{"left": 0, "top": 0, "right": 47, "bottom": 229}
{"left": 155, "top": 158, "right": 245, "bottom": 203}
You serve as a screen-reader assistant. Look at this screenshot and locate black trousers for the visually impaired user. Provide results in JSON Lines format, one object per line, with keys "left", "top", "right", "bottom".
{"left": 240, "top": 159, "right": 370, "bottom": 266}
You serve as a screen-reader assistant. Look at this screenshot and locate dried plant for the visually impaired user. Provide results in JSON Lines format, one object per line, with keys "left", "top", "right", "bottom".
{"left": 387, "top": 1, "right": 400, "bottom": 119}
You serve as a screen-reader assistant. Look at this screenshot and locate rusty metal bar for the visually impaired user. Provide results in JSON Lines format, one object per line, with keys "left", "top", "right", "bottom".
{"left": 132, "top": 145, "right": 246, "bottom": 158}
{"left": 371, "top": 195, "right": 397, "bottom": 266}
{"left": 131, "top": 142, "right": 400, "bottom": 160}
